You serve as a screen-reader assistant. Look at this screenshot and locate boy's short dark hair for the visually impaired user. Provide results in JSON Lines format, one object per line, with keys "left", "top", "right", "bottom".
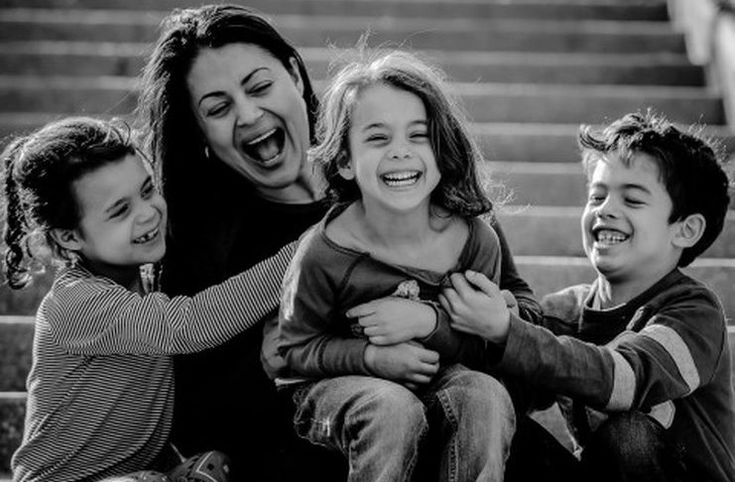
{"left": 578, "top": 111, "right": 731, "bottom": 267}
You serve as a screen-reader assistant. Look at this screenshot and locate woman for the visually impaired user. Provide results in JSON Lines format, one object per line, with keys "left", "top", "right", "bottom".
{"left": 135, "top": 5, "right": 541, "bottom": 481}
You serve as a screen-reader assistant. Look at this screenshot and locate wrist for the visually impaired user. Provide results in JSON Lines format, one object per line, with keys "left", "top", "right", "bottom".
{"left": 416, "top": 302, "right": 439, "bottom": 338}
{"left": 363, "top": 344, "right": 377, "bottom": 373}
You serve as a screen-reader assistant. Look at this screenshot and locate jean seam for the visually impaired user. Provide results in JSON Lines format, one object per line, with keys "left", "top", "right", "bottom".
{"left": 436, "top": 389, "right": 459, "bottom": 482}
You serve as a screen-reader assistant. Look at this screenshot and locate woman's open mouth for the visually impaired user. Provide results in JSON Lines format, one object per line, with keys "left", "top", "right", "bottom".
{"left": 240, "top": 127, "right": 285, "bottom": 165}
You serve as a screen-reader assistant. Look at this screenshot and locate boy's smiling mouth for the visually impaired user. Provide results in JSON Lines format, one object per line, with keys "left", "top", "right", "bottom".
{"left": 593, "top": 227, "right": 630, "bottom": 247}
{"left": 240, "top": 127, "right": 285, "bottom": 165}
{"left": 381, "top": 170, "right": 422, "bottom": 187}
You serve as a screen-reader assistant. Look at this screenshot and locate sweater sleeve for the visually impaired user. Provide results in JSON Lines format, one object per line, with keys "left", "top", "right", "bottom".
{"left": 492, "top": 217, "right": 543, "bottom": 325}
{"left": 42, "top": 243, "right": 297, "bottom": 356}
{"left": 277, "top": 228, "right": 370, "bottom": 378}
{"left": 499, "top": 287, "right": 726, "bottom": 411}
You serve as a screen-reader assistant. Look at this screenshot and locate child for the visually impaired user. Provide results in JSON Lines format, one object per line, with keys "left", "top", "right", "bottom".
{"left": 440, "top": 111, "right": 735, "bottom": 481}
{"left": 264, "top": 50, "right": 521, "bottom": 481}
{"left": 1, "top": 117, "right": 296, "bottom": 482}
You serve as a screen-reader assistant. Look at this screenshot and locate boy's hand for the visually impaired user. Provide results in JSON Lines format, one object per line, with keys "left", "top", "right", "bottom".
{"left": 501, "top": 289, "right": 520, "bottom": 318}
{"left": 439, "top": 270, "right": 511, "bottom": 344}
{"left": 346, "top": 297, "right": 436, "bottom": 345}
{"left": 364, "top": 341, "right": 440, "bottom": 389}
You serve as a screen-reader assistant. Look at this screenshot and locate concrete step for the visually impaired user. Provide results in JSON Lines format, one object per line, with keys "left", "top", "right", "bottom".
{"left": 497, "top": 207, "right": 735, "bottom": 258}
{"left": 1, "top": 116, "right": 732, "bottom": 164}
{"left": 0, "top": 317, "right": 32, "bottom": 392}
{"left": 487, "top": 162, "right": 735, "bottom": 208}
{"left": 0, "top": 76, "right": 724, "bottom": 125}
{"left": 1, "top": 0, "right": 672, "bottom": 22}
{"left": 0, "top": 10, "right": 687, "bottom": 54}
{"left": 0, "top": 391, "right": 25, "bottom": 474}
{"left": 0, "top": 43, "right": 706, "bottom": 86}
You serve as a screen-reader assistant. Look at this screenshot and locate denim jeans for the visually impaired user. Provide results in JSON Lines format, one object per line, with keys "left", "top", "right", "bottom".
{"left": 506, "top": 412, "right": 691, "bottom": 482}
{"left": 292, "top": 364, "right": 515, "bottom": 482}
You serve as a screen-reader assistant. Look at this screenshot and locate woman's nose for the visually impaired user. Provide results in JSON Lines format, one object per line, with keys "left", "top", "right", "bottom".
{"left": 235, "top": 98, "right": 263, "bottom": 126}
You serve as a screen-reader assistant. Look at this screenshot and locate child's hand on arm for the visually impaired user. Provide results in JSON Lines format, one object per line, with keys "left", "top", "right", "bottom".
{"left": 346, "top": 297, "right": 437, "bottom": 345}
{"left": 364, "top": 341, "right": 440, "bottom": 390}
{"left": 439, "top": 270, "right": 511, "bottom": 344}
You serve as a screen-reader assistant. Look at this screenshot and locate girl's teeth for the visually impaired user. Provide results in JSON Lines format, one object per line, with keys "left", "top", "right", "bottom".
{"left": 383, "top": 171, "right": 420, "bottom": 186}
{"left": 135, "top": 229, "right": 158, "bottom": 244}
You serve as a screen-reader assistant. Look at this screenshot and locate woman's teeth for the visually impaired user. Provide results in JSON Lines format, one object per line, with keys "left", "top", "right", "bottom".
{"left": 382, "top": 171, "right": 421, "bottom": 187}
{"left": 134, "top": 228, "right": 158, "bottom": 244}
{"left": 243, "top": 128, "right": 284, "bottom": 163}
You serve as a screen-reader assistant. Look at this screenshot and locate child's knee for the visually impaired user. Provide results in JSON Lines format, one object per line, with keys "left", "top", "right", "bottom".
{"left": 592, "top": 412, "right": 664, "bottom": 459}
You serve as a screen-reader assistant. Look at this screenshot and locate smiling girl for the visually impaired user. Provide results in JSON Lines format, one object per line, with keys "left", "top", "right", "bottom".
{"left": 267, "top": 51, "right": 518, "bottom": 481}
{"left": 2, "top": 117, "right": 296, "bottom": 482}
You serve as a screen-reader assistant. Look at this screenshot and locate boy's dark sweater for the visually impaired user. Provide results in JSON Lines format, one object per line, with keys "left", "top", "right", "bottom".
{"left": 501, "top": 269, "right": 735, "bottom": 482}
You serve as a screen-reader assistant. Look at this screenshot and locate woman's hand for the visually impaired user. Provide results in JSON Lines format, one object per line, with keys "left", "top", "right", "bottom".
{"left": 346, "top": 297, "right": 436, "bottom": 345}
{"left": 439, "top": 270, "right": 511, "bottom": 344}
{"left": 364, "top": 341, "right": 440, "bottom": 389}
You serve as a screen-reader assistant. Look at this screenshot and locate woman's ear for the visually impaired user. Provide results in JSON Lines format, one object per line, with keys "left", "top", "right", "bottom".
{"left": 50, "top": 228, "right": 83, "bottom": 252}
{"left": 288, "top": 57, "right": 305, "bottom": 97}
{"left": 673, "top": 213, "right": 706, "bottom": 248}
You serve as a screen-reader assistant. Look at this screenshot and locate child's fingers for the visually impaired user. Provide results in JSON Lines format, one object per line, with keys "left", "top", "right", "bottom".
{"left": 464, "top": 270, "right": 500, "bottom": 297}
{"left": 345, "top": 301, "right": 377, "bottom": 319}
{"left": 500, "top": 289, "right": 518, "bottom": 309}
{"left": 418, "top": 348, "right": 440, "bottom": 365}
{"left": 440, "top": 288, "right": 461, "bottom": 313}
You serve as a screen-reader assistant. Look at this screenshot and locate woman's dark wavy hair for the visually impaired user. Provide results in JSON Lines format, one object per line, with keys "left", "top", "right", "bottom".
{"left": 313, "top": 49, "right": 495, "bottom": 218}
{"left": 1, "top": 117, "right": 136, "bottom": 289}
{"left": 135, "top": 4, "right": 319, "bottom": 230}
{"left": 579, "top": 110, "right": 732, "bottom": 267}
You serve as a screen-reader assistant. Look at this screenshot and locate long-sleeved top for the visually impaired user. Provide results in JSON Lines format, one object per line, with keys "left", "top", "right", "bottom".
{"left": 265, "top": 206, "right": 510, "bottom": 382}
{"left": 498, "top": 269, "right": 735, "bottom": 482}
{"left": 11, "top": 245, "right": 293, "bottom": 482}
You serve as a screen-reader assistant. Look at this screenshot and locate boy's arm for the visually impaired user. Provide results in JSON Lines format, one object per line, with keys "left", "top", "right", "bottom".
{"left": 44, "top": 243, "right": 297, "bottom": 356}
{"left": 499, "top": 288, "right": 726, "bottom": 411}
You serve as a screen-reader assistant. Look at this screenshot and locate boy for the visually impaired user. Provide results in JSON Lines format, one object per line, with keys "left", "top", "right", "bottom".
{"left": 440, "top": 111, "right": 735, "bottom": 481}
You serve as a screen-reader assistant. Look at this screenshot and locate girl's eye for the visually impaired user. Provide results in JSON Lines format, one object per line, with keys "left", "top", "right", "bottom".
{"left": 625, "top": 198, "right": 644, "bottom": 206}
{"left": 109, "top": 204, "right": 129, "bottom": 220}
{"left": 366, "top": 134, "right": 388, "bottom": 143}
{"left": 141, "top": 182, "right": 155, "bottom": 199}
{"left": 410, "top": 131, "right": 429, "bottom": 141}
{"left": 587, "top": 193, "right": 605, "bottom": 204}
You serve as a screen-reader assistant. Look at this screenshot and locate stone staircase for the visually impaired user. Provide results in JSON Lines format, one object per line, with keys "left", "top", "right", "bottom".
{"left": 1, "top": 0, "right": 734, "bottom": 477}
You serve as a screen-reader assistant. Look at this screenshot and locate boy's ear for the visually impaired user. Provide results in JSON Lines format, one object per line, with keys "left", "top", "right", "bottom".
{"left": 672, "top": 213, "right": 706, "bottom": 249}
{"left": 50, "top": 228, "right": 83, "bottom": 252}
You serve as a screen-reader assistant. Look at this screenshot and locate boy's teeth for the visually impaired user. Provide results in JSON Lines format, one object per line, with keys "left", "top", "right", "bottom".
{"left": 595, "top": 229, "right": 628, "bottom": 244}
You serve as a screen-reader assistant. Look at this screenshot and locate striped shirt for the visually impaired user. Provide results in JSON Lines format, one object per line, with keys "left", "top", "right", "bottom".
{"left": 11, "top": 242, "right": 295, "bottom": 482}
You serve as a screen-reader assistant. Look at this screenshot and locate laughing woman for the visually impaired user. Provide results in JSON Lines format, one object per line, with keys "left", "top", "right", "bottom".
{"left": 136, "top": 5, "right": 541, "bottom": 480}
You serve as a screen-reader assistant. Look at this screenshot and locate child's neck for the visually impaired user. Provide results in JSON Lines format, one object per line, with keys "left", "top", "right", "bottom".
{"left": 595, "top": 269, "right": 673, "bottom": 309}
{"left": 81, "top": 258, "right": 143, "bottom": 292}
{"left": 357, "top": 200, "right": 436, "bottom": 249}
